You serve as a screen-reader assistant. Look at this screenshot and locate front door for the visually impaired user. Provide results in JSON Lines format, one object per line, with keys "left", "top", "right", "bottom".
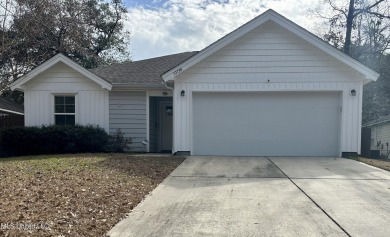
{"left": 159, "top": 101, "right": 173, "bottom": 152}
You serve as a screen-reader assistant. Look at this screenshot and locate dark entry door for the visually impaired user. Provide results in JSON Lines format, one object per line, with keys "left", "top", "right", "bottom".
{"left": 159, "top": 101, "right": 173, "bottom": 152}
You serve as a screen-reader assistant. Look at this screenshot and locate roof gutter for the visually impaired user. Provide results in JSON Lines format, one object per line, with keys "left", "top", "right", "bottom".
{"left": 111, "top": 83, "right": 168, "bottom": 91}
{"left": 363, "top": 119, "right": 390, "bottom": 128}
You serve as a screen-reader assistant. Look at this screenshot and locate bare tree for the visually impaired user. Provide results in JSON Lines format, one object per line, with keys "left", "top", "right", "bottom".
{"left": 0, "top": 0, "right": 131, "bottom": 103}
{"left": 312, "top": 0, "right": 390, "bottom": 57}
{"left": 310, "top": 0, "right": 390, "bottom": 123}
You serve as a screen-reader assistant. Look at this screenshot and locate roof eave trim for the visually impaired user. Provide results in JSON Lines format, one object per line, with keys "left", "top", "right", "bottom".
{"left": 161, "top": 9, "right": 380, "bottom": 82}
{"left": 363, "top": 119, "right": 390, "bottom": 128}
{"left": 10, "top": 54, "right": 112, "bottom": 91}
{"left": 0, "top": 108, "right": 24, "bottom": 115}
{"left": 112, "top": 83, "right": 167, "bottom": 90}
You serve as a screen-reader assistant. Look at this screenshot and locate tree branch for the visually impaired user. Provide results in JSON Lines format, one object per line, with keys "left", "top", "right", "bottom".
{"left": 365, "top": 11, "right": 390, "bottom": 19}
{"left": 327, "top": 0, "right": 348, "bottom": 18}
{"left": 354, "top": 0, "right": 388, "bottom": 17}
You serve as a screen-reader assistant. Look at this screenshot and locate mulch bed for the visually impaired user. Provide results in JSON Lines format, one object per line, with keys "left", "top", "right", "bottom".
{"left": 357, "top": 157, "right": 390, "bottom": 172}
{"left": 0, "top": 154, "right": 184, "bottom": 237}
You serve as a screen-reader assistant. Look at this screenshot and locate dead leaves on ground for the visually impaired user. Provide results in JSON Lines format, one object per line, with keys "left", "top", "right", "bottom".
{"left": 0, "top": 154, "right": 184, "bottom": 237}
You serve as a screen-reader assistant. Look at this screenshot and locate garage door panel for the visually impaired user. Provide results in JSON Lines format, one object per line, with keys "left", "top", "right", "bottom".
{"left": 195, "top": 108, "right": 339, "bottom": 125}
{"left": 193, "top": 92, "right": 340, "bottom": 156}
{"left": 194, "top": 138, "right": 339, "bottom": 156}
{"left": 194, "top": 124, "right": 337, "bottom": 140}
{"left": 194, "top": 92, "right": 340, "bottom": 109}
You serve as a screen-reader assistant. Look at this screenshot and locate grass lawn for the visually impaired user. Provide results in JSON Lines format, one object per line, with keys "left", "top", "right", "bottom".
{"left": 0, "top": 153, "right": 184, "bottom": 237}
{"left": 356, "top": 157, "right": 390, "bottom": 172}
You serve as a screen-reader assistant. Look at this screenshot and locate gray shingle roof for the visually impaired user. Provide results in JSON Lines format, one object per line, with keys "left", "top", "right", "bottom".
{"left": 363, "top": 115, "right": 390, "bottom": 128}
{"left": 0, "top": 97, "right": 24, "bottom": 114}
{"left": 91, "top": 51, "right": 198, "bottom": 89}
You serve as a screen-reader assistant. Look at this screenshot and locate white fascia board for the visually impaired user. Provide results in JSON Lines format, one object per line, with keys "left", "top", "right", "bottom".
{"left": 10, "top": 53, "right": 112, "bottom": 91}
{"left": 162, "top": 9, "right": 380, "bottom": 82}
{"left": 111, "top": 84, "right": 167, "bottom": 91}
{"left": 0, "top": 108, "right": 24, "bottom": 115}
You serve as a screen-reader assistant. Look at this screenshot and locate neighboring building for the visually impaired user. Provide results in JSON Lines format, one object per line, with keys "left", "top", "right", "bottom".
{"left": 0, "top": 97, "right": 24, "bottom": 128}
{"left": 362, "top": 116, "right": 390, "bottom": 159}
{"left": 10, "top": 10, "right": 379, "bottom": 157}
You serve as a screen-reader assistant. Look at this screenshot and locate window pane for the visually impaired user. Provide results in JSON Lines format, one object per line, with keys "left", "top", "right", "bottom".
{"left": 65, "top": 105, "right": 75, "bottom": 113}
{"left": 55, "top": 115, "right": 66, "bottom": 125}
{"left": 54, "top": 96, "right": 75, "bottom": 125}
{"left": 55, "top": 115, "right": 75, "bottom": 125}
{"left": 55, "top": 96, "right": 75, "bottom": 113}
{"left": 55, "top": 105, "right": 64, "bottom": 113}
{"left": 55, "top": 96, "right": 64, "bottom": 104}
{"left": 65, "top": 96, "right": 75, "bottom": 104}
{"left": 66, "top": 115, "right": 75, "bottom": 125}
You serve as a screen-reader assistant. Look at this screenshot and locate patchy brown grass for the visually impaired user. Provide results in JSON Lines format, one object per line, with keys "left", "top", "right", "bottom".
{"left": 357, "top": 157, "right": 390, "bottom": 172}
{"left": 0, "top": 154, "right": 184, "bottom": 237}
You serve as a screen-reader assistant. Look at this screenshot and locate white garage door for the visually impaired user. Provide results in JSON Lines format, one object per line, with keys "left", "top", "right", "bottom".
{"left": 193, "top": 92, "right": 340, "bottom": 156}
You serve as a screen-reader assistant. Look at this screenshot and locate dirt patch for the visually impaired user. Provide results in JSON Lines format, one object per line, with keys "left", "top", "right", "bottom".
{"left": 0, "top": 154, "right": 184, "bottom": 237}
{"left": 357, "top": 157, "right": 390, "bottom": 172}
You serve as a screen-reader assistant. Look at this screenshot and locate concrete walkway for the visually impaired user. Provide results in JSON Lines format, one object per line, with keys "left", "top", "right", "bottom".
{"left": 107, "top": 157, "right": 390, "bottom": 237}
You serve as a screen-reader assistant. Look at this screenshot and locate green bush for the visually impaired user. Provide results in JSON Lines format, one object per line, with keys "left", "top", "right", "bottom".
{"left": 107, "top": 128, "right": 133, "bottom": 152}
{"left": 0, "top": 125, "right": 109, "bottom": 156}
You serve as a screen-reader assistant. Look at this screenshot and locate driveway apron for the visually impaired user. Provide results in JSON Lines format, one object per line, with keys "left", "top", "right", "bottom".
{"left": 269, "top": 157, "right": 390, "bottom": 237}
{"left": 106, "top": 156, "right": 376, "bottom": 237}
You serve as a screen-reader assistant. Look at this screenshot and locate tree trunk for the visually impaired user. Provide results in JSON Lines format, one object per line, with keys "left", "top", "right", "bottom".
{"left": 344, "top": 0, "right": 355, "bottom": 55}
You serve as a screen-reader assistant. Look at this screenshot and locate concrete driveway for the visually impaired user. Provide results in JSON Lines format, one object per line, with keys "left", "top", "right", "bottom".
{"left": 108, "top": 157, "right": 390, "bottom": 237}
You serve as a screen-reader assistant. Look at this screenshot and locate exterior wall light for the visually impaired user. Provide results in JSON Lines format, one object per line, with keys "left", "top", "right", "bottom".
{"left": 181, "top": 90, "right": 185, "bottom": 97}
{"left": 350, "top": 89, "right": 357, "bottom": 96}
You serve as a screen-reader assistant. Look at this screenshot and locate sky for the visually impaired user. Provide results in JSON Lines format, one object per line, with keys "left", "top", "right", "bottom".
{"left": 122, "top": 0, "right": 320, "bottom": 60}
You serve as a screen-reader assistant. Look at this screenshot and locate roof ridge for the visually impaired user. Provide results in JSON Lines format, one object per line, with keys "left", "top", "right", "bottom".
{"left": 134, "top": 51, "right": 199, "bottom": 63}
{"left": 91, "top": 51, "right": 199, "bottom": 71}
{"left": 90, "top": 51, "right": 199, "bottom": 87}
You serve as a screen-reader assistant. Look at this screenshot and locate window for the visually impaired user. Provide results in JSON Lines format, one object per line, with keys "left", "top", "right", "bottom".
{"left": 54, "top": 96, "right": 75, "bottom": 125}
{"left": 165, "top": 106, "right": 173, "bottom": 116}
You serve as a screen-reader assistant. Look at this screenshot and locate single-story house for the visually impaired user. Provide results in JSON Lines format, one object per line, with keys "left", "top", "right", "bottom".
{"left": 362, "top": 116, "right": 390, "bottom": 159}
{"left": 10, "top": 9, "right": 379, "bottom": 157}
{"left": 0, "top": 97, "right": 24, "bottom": 128}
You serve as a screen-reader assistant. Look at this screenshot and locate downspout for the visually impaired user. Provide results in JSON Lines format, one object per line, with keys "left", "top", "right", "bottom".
{"left": 163, "top": 81, "right": 174, "bottom": 91}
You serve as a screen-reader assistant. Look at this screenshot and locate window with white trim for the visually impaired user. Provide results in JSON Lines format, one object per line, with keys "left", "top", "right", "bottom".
{"left": 54, "top": 96, "right": 75, "bottom": 125}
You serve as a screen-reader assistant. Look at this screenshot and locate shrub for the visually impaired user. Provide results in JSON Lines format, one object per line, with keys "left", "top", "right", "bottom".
{"left": 107, "top": 129, "right": 133, "bottom": 152}
{"left": 0, "top": 125, "right": 109, "bottom": 156}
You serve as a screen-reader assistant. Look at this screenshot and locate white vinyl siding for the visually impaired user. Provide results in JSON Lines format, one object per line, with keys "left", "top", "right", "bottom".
{"left": 23, "top": 62, "right": 109, "bottom": 130}
{"left": 173, "top": 21, "right": 365, "bottom": 156}
{"left": 109, "top": 91, "right": 147, "bottom": 152}
{"left": 192, "top": 92, "right": 340, "bottom": 156}
{"left": 370, "top": 123, "right": 390, "bottom": 151}
{"left": 181, "top": 21, "right": 362, "bottom": 83}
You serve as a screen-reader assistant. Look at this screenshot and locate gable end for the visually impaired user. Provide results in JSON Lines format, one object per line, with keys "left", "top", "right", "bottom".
{"left": 10, "top": 54, "right": 112, "bottom": 91}
{"left": 162, "top": 9, "right": 379, "bottom": 82}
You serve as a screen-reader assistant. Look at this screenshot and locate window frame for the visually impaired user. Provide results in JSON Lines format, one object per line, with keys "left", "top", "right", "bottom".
{"left": 52, "top": 93, "right": 78, "bottom": 126}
